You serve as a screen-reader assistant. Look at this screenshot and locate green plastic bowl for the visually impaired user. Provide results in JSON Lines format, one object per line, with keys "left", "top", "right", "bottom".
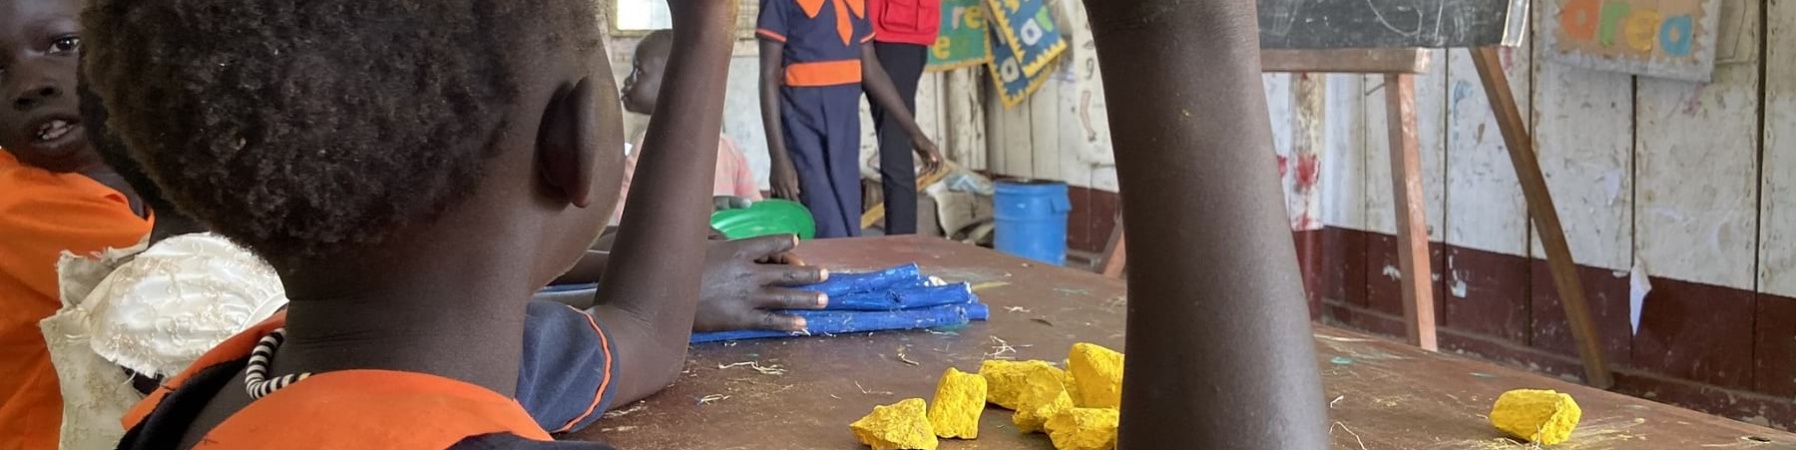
{"left": 710, "top": 199, "right": 816, "bottom": 240}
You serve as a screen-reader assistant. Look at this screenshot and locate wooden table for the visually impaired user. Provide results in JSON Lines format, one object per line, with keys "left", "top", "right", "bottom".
{"left": 572, "top": 236, "right": 1795, "bottom": 449}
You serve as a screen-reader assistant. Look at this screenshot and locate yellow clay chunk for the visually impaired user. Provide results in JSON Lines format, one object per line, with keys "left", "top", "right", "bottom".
{"left": 851, "top": 398, "right": 940, "bottom": 450}
{"left": 1062, "top": 365, "right": 1080, "bottom": 404}
{"left": 927, "top": 368, "right": 987, "bottom": 439}
{"left": 981, "top": 360, "right": 1064, "bottom": 410}
{"left": 1045, "top": 408, "right": 1120, "bottom": 450}
{"left": 1067, "top": 343, "right": 1124, "bottom": 408}
{"left": 1488, "top": 389, "right": 1582, "bottom": 445}
{"left": 1011, "top": 367, "right": 1074, "bottom": 432}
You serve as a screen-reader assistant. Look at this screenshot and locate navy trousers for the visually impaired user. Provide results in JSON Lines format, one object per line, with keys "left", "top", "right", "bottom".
{"left": 781, "top": 84, "right": 864, "bottom": 238}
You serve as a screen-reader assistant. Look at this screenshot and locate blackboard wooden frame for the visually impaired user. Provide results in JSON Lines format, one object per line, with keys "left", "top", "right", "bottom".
{"left": 1258, "top": 0, "right": 1530, "bottom": 49}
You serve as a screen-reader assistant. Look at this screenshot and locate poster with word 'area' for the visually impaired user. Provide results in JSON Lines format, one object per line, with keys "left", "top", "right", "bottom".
{"left": 1542, "top": 0, "right": 1722, "bottom": 81}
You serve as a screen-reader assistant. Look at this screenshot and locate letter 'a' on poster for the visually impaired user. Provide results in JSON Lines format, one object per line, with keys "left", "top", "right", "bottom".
{"left": 984, "top": 0, "right": 1066, "bottom": 78}
{"left": 985, "top": 25, "right": 1054, "bottom": 108}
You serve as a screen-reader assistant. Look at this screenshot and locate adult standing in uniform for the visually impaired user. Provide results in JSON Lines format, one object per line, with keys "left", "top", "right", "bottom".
{"left": 758, "top": 0, "right": 942, "bottom": 238}
{"left": 865, "top": 0, "right": 940, "bottom": 235}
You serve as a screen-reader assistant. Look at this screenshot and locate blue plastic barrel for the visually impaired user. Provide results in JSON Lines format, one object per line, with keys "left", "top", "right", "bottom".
{"left": 993, "top": 180, "right": 1071, "bottom": 265}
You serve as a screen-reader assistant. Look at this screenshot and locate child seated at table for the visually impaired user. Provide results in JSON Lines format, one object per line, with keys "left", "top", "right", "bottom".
{"left": 46, "top": 77, "right": 825, "bottom": 449}
{"left": 0, "top": 0, "right": 153, "bottom": 446}
{"left": 82, "top": 0, "right": 741, "bottom": 446}
{"left": 615, "top": 29, "right": 762, "bottom": 225}
{"left": 38, "top": 79, "right": 284, "bottom": 450}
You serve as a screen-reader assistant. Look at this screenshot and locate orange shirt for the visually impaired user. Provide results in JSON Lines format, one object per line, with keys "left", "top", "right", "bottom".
{"left": 121, "top": 311, "right": 615, "bottom": 450}
{"left": 0, "top": 150, "right": 151, "bottom": 450}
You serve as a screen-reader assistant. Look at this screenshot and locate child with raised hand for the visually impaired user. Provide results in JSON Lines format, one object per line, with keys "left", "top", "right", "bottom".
{"left": 0, "top": 0, "right": 151, "bottom": 447}
{"left": 82, "top": 0, "right": 745, "bottom": 447}
{"left": 615, "top": 28, "right": 762, "bottom": 225}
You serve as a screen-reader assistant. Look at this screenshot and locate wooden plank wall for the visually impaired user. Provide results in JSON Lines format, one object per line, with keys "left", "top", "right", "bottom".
{"left": 1758, "top": 0, "right": 1795, "bottom": 399}
{"left": 991, "top": 0, "right": 1785, "bottom": 297}
{"left": 981, "top": 0, "right": 1796, "bottom": 423}
{"left": 1759, "top": 0, "right": 1794, "bottom": 300}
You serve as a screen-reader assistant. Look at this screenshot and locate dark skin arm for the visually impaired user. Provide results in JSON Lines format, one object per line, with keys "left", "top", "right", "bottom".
{"left": 690, "top": 235, "right": 827, "bottom": 332}
{"left": 860, "top": 44, "right": 942, "bottom": 175}
{"left": 1081, "top": 0, "right": 1329, "bottom": 448}
{"left": 555, "top": 233, "right": 827, "bottom": 332}
{"left": 587, "top": 0, "right": 739, "bottom": 405}
{"left": 758, "top": 39, "right": 801, "bottom": 200}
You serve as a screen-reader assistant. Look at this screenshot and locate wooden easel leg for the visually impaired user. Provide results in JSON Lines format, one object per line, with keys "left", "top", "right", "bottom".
{"left": 1099, "top": 211, "right": 1127, "bottom": 278}
{"left": 1470, "top": 47, "right": 1614, "bottom": 388}
{"left": 1384, "top": 73, "right": 1439, "bottom": 351}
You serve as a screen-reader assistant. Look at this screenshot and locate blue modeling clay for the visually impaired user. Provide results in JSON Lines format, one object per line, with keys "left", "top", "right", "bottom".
{"left": 826, "top": 283, "right": 975, "bottom": 311}
{"left": 690, "top": 303, "right": 989, "bottom": 343}
{"left": 796, "top": 263, "right": 924, "bottom": 297}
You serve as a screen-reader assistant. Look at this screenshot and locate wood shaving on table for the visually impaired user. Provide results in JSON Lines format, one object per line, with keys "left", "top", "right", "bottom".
{"left": 1330, "top": 422, "right": 1369, "bottom": 450}
{"left": 896, "top": 347, "right": 920, "bottom": 366}
{"left": 602, "top": 403, "right": 650, "bottom": 419}
{"left": 855, "top": 381, "right": 894, "bottom": 396}
{"left": 717, "top": 361, "right": 788, "bottom": 375}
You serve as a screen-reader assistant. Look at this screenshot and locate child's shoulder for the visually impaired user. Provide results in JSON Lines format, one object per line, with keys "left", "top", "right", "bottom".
{"left": 128, "top": 369, "right": 582, "bottom": 450}
{"left": 59, "top": 233, "right": 286, "bottom": 377}
{"left": 0, "top": 155, "right": 149, "bottom": 274}
{"left": 718, "top": 133, "right": 745, "bottom": 156}
{"left": 0, "top": 158, "right": 136, "bottom": 215}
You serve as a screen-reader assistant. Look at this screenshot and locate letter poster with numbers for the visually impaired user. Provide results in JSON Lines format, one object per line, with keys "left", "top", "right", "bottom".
{"left": 1542, "top": 0, "right": 1722, "bottom": 81}
{"left": 986, "top": 26, "right": 1052, "bottom": 108}
{"left": 926, "top": 0, "right": 993, "bottom": 72}
{"left": 985, "top": 0, "right": 1065, "bottom": 77}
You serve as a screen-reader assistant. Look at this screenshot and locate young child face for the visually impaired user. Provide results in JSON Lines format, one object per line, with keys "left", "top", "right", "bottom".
{"left": 619, "top": 49, "right": 665, "bottom": 116}
{"left": 0, "top": 0, "right": 98, "bottom": 173}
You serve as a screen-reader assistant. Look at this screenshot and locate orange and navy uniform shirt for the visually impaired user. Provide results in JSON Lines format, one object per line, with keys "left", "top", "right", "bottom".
{"left": 118, "top": 301, "right": 621, "bottom": 450}
{"left": 757, "top": 0, "right": 875, "bottom": 88}
{"left": 0, "top": 149, "right": 151, "bottom": 450}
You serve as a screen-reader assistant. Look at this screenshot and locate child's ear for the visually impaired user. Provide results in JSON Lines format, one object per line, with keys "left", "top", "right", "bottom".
{"left": 536, "top": 78, "right": 600, "bottom": 208}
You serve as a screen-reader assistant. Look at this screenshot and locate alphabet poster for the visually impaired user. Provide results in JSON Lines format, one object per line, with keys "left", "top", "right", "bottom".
{"left": 986, "top": 0, "right": 1066, "bottom": 77}
{"left": 986, "top": 26, "right": 1052, "bottom": 108}
{"left": 926, "top": 0, "right": 992, "bottom": 72}
{"left": 1542, "top": 0, "right": 1722, "bottom": 81}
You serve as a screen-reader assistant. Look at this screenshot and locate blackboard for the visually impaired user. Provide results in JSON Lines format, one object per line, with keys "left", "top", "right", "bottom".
{"left": 1258, "top": 0, "right": 1530, "bottom": 49}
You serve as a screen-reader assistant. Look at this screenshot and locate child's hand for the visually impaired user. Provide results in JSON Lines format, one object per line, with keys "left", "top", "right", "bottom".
{"left": 713, "top": 195, "right": 754, "bottom": 212}
{"left": 695, "top": 234, "right": 829, "bottom": 332}
{"left": 769, "top": 161, "right": 803, "bottom": 200}
{"left": 913, "top": 136, "right": 943, "bottom": 176}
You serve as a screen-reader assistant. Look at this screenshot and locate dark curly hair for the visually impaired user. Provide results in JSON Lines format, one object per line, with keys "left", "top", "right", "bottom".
{"left": 78, "top": 77, "right": 174, "bottom": 219}
{"left": 82, "top": 0, "right": 602, "bottom": 261}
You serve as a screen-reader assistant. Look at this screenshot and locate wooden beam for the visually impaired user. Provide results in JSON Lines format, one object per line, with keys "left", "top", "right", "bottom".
{"left": 1098, "top": 213, "right": 1127, "bottom": 278}
{"left": 1470, "top": 47, "right": 1614, "bottom": 388}
{"left": 1383, "top": 73, "right": 1438, "bottom": 351}
{"left": 860, "top": 166, "right": 954, "bottom": 230}
{"left": 1261, "top": 48, "right": 1433, "bottom": 74}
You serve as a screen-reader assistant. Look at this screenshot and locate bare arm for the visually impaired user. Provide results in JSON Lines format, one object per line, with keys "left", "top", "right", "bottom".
{"left": 1081, "top": 0, "right": 1329, "bottom": 449}
{"left": 860, "top": 44, "right": 940, "bottom": 173}
{"left": 759, "top": 39, "right": 802, "bottom": 200}
{"left": 551, "top": 250, "right": 609, "bottom": 287}
{"left": 588, "top": 0, "right": 739, "bottom": 405}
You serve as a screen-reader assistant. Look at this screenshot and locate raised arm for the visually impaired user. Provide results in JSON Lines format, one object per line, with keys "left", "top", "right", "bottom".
{"left": 859, "top": 44, "right": 941, "bottom": 174}
{"left": 589, "top": 0, "right": 739, "bottom": 404}
{"left": 1081, "top": 0, "right": 1330, "bottom": 448}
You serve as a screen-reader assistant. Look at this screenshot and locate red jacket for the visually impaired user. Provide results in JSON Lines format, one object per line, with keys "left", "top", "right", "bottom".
{"left": 867, "top": 0, "right": 940, "bottom": 46}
